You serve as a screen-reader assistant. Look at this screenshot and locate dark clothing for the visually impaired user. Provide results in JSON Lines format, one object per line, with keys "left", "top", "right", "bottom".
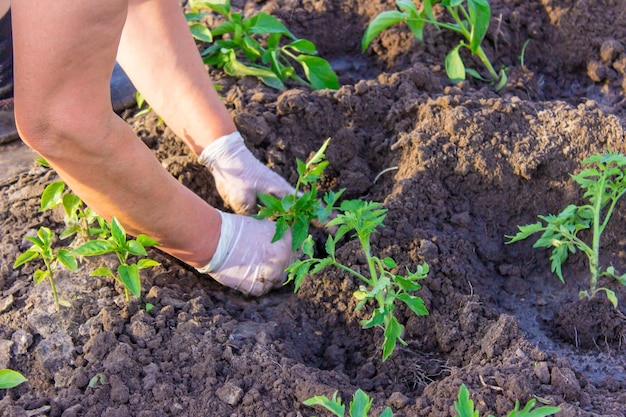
{"left": 0, "top": 9, "right": 12, "bottom": 100}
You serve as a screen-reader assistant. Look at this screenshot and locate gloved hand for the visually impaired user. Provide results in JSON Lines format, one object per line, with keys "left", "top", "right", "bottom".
{"left": 198, "top": 131, "right": 295, "bottom": 215}
{"left": 196, "top": 210, "right": 294, "bottom": 296}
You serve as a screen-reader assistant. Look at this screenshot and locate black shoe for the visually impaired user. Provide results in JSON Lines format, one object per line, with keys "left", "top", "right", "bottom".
{"left": 111, "top": 62, "right": 137, "bottom": 113}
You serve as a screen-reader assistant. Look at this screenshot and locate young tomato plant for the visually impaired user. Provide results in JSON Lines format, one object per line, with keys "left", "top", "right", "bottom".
{"left": 186, "top": 0, "right": 339, "bottom": 90}
{"left": 362, "top": 0, "right": 507, "bottom": 90}
{"left": 255, "top": 138, "right": 343, "bottom": 251}
{"left": 13, "top": 227, "right": 78, "bottom": 310}
{"left": 40, "top": 181, "right": 109, "bottom": 242}
{"left": 289, "top": 199, "right": 429, "bottom": 361}
{"left": 507, "top": 151, "right": 626, "bottom": 308}
{"left": 304, "top": 389, "right": 393, "bottom": 417}
{"left": 454, "top": 384, "right": 560, "bottom": 417}
{"left": 0, "top": 369, "right": 27, "bottom": 389}
{"left": 71, "top": 217, "right": 160, "bottom": 300}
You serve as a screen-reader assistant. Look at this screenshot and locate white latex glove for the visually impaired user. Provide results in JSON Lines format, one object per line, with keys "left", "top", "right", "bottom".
{"left": 197, "top": 210, "right": 294, "bottom": 296}
{"left": 198, "top": 131, "right": 295, "bottom": 215}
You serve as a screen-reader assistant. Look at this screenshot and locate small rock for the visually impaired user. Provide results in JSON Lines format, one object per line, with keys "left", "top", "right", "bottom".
{"left": 0, "top": 339, "right": 12, "bottom": 368}
{"left": 0, "top": 294, "right": 14, "bottom": 313}
{"left": 11, "top": 330, "right": 33, "bottom": 355}
{"left": 216, "top": 382, "right": 244, "bottom": 406}
{"left": 550, "top": 367, "right": 581, "bottom": 399}
{"left": 388, "top": 392, "right": 410, "bottom": 409}
{"left": 109, "top": 374, "right": 130, "bottom": 404}
{"left": 534, "top": 361, "right": 551, "bottom": 384}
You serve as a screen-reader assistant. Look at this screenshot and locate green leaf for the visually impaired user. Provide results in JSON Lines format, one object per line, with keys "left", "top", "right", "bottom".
{"left": 454, "top": 385, "right": 479, "bottom": 417}
{"left": 33, "top": 269, "right": 48, "bottom": 285}
{"left": 382, "top": 257, "right": 397, "bottom": 269}
{"left": 257, "top": 193, "right": 284, "bottom": 214}
{"left": 468, "top": 0, "right": 491, "bottom": 53}
{"left": 303, "top": 391, "right": 345, "bottom": 417}
{"left": 301, "top": 235, "right": 315, "bottom": 258}
{"left": 406, "top": 20, "right": 426, "bottom": 42}
{"left": 308, "top": 137, "right": 331, "bottom": 167}
{"left": 506, "top": 398, "right": 561, "bottom": 417}
{"left": 56, "top": 249, "right": 78, "bottom": 271}
{"left": 59, "top": 224, "right": 81, "bottom": 240}
{"left": 249, "top": 12, "right": 294, "bottom": 37}
{"left": 362, "top": 10, "right": 406, "bottom": 52}
{"left": 110, "top": 217, "right": 126, "bottom": 247}
{"left": 602, "top": 288, "right": 618, "bottom": 309}
{"left": 189, "top": 23, "right": 213, "bottom": 42}
{"left": 189, "top": 0, "right": 230, "bottom": 17}
{"left": 14, "top": 250, "right": 40, "bottom": 268}
{"left": 61, "top": 192, "right": 81, "bottom": 218}
{"left": 362, "top": 307, "right": 385, "bottom": 329}
{"left": 136, "top": 234, "right": 160, "bottom": 248}
{"left": 380, "top": 407, "right": 394, "bottom": 417}
{"left": 40, "top": 181, "right": 65, "bottom": 212}
{"left": 382, "top": 315, "right": 403, "bottom": 361}
{"left": 549, "top": 245, "right": 568, "bottom": 283}
{"left": 127, "top": 240, "right": 148, "bottom": 256}
{"left": 72, "top": 240, "right": 115, "bottom": 257}
{"left": 0, "top": 369, "right": 27, "bottom": 389}
{"left": 292, "top": 215, "right": 310, "bottom": 251}
{"left": 296, "top": 55, "right": 339, "bottom": 90}
{"left": 506, "top": 222, "right": 544, "bottom": 243}
{"left": 273, "top": 217, "right": 289, "bottom": 243}
{"left": 137, "top": 259, "right": 160, "bottom": 269}
{"left": 118, "top": 263, "right": 141, "bottom": 298}
{"left": 350, "top": 389, "right": 373, "bottom": 417}
{"left": 91, "top": 266, "right": 114, "bottom": 277}
{"left": 220, "top": 49, "right": 285, "bottom": 89}
{"left": 397, "top": 293, "right": 429, "bottom": 316}
{"left": 325, "top": 235, "right": 336, "bottom": 258}
{"left": 445, "top": 44, "right": 466, "bottom": 82}
{"left": 285, "top": 38, "right": 317, "bottom": 55}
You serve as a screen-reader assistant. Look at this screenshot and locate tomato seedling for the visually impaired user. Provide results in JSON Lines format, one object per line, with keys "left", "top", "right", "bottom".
{"left": 14, "top": 227, "right": 77, "bottom": 310}
{"left": 40, "top": 181, "right": 109, "bottom": 241}
{"left": 507, "top": 151, "right": 626, "bottom": 308}
{"left": 72, "top": 217, "right": 160, "bottom": 300}
{"left": 304, "top": 389, "right": 393, "bottom": 417}
{"left": 289, "top": 199, "right": 429, "bottom": 361}
{"left": 454, "top": 384, "right": 560, "bottom": 417}
{"left": 362, "top": 0, "right": 507, "bottom": 90}
{"left": 255, "top": 138, "right": 342, "bottom": 251}
{"left": 187, "top": 0, "right": 339, "bottom": 90}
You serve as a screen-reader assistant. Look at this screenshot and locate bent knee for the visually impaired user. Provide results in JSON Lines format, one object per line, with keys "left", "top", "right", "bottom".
{"left": 14, "top": 98, "right": 113, "bottom": 158}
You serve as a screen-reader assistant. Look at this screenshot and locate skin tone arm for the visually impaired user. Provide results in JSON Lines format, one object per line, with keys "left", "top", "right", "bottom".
{"left": 11, "top": 0, "right": 220, "bottom": 268}
{"left": 116, "top": 0, "right": 237, "bottom": 156}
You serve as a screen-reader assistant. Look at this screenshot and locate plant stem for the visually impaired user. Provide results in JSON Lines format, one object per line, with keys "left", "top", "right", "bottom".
{"left": 331, "top": 261, "right": 372, "bottom": 286}
{"left": 44, "top": 258, "right": 60, "bottom": 310}
{"left": 590, "top": 175, "right": 606, "bottom": 295}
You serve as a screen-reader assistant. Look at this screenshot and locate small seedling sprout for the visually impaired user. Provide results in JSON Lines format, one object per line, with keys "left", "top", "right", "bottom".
{"left": 454, "top": 384, "right": 560, "bottom": 417}
{"left": 362, "top": 0, "right": 507, "bottom": 90}
{"left": 258, "top": 139, "right": 429, "bottom": 361}
{"left": 507, "top": 150, "right": 626, "bottom": 308}
{"left": 186, "top": 0, "right": 338, "bottom": 90}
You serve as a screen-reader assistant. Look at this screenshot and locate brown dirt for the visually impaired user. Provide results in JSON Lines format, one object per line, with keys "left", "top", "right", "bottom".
{"left": 2, "top": 0, "right": 626, "bottom": 416}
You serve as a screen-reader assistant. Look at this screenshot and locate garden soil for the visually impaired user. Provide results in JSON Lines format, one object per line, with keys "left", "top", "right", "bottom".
{"left": 2, "top": 0, "right": 626, "bottom": 416}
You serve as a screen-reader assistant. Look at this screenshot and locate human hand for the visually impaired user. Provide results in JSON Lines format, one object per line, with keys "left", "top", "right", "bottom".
{"left": 198, "top": 131, "right": 294, "bottom": 215}
{"left": 196, "top": 211, "right": 294, "bottom": 296}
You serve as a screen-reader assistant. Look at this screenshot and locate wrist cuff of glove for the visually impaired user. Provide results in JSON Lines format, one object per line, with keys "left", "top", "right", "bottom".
{"left": 197, "top": 131, "right": 244, "bottom": 169}
{"left": 196, "top": 210, "right": 240, "bottom": 274}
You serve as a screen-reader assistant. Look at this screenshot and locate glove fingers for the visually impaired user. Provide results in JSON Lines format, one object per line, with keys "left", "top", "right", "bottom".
{"left": 199, "top": 213, "right": 294, "bottom": 297}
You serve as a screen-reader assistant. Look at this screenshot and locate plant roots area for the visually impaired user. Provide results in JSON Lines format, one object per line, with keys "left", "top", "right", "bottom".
{"left": 2, "top": 1, "right": 626, "bottom": 416}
